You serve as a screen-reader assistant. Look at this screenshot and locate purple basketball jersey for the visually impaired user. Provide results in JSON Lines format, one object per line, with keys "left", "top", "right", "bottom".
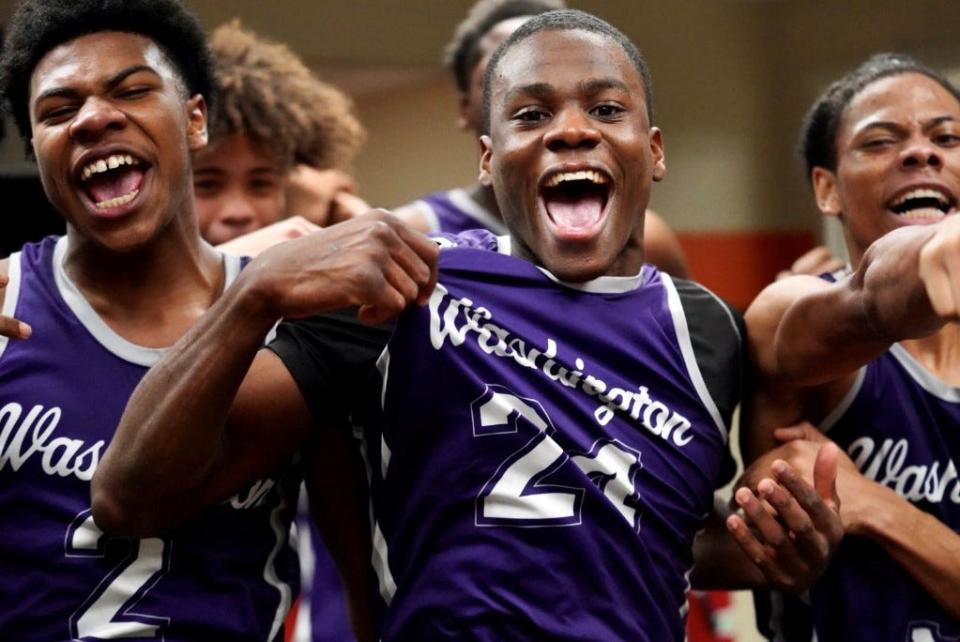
{"left": 414, "top": 189, "right": 507, "bottom": 235}
{"left": 0, "top": 236, "right": 301, "bottom": 642}
{"left": 272, "top": 229, "right": 741, "bottom": 641}
{"left": 767, "top": 346, "right": 960, "bottom": 642}
{"left": 758, "top": 271, "right": 960, "bottom": 642}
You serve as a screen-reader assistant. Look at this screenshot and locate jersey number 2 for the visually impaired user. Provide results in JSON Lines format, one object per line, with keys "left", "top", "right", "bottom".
{"left": 472, "top": 385, "right": 642, "bottom": 530}
{"left": 65, "top": 509, "right": 169, "bottom": 640}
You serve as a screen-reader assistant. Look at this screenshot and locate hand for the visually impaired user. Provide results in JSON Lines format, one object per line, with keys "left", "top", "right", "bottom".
{"left": 918, "top": 214, "right": 960, "bottom": 321}
{"left": 0, "top": 272, "right": 31, "bottom": 340}
{"left": 772, "top": 423, "right": 876, "bottom": 535}
{"left": 285, "top": 166, "right": 363, "bottom": 226}
{"left": 246, "top": 209, "right": 439, "bottom": 325}
{"left": 776, "top": 246, "right": 846, "bottom": 281}
{"left": 216, "top": 216, "right": 320, "bottom": 257}
{"left": 726, "top": 436, "right": 843, "bottom": 592}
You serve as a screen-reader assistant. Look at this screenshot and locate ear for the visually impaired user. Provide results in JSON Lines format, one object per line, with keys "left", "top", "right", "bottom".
{"left": 185, "top": 94, "right": 208, "bottom": 152}
{"left": 478, "top": 134, "right": 494, "bottom": 187}
{"left": 811, "top": 166, "right": 842, "bottom": 218}
{"left": 649, "top": 127, "right": 666, "bottom": 182}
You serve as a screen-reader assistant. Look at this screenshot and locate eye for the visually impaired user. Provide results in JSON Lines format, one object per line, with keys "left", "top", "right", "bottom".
{"left": 861, "top": 137, "right": 895, "bottom": 150}
{"left": 37, "top": 104, "right": 78, "bottom": 124}
{"left": 193, "top": 178, "right": 223, "bottom": 196}
{"left": 117, "top": 86, "right": 151, "bottom": 100}
{"left": 933, "top": 132, "right": 960, "bottom": 146}
{"left": 591, "top": 103, "right": 625, "bottom": 119}
{"left": 512, "top": 107, "right": 549, "bottom": 124}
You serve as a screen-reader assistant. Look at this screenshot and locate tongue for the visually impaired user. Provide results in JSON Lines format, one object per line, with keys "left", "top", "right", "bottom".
{"left": 544, "top": 192, "right": 604, "bottom": 230}
{"left": 86, "top": 166, "right": 144, "bottom": 203}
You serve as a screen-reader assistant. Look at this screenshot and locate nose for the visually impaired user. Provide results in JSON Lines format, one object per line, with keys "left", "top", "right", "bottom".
{"left": 544, "top": 107, "right": 601, "bottom": 152}
{"left": 68, "top": 96, "right": 126, "bottom": 143}
{"left": 214, "top": 191, "right": 258, "bottom": 228}
{"left": 899, "top": 137, "right": 943, "bottom": 171}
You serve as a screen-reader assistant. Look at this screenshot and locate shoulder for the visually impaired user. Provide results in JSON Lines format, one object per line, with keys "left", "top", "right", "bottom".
{"left": 392, "top": 198, "right": 439, "bottom": 234}
{"left": 667, "top": 276, "right": 744, "bottom": 425}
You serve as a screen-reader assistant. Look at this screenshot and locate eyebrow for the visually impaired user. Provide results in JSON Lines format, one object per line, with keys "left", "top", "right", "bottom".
{"left": 856, "top": 115, "right": 958, "bottom": 135}
{"left": 578, "top": 78, "right": 630, "bottom": 96}
{"left": 34, "top": 65, "right": 161, "bottom": 106}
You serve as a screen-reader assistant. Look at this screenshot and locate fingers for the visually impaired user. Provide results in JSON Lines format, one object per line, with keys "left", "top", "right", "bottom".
{"left": 729, "top": 487, "right": 804, "bottom": 587}
{"left": 813, "top": 442, "right": 841, "bottom": 513}
{"left": 0, "top": 314, "right": 32, "bottom": 340}
{"left": 331, "top": 192, "right": 371, "bottom": 223}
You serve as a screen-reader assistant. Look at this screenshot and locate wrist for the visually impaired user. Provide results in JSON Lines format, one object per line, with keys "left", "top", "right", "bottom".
{"left": 234, "top": 263, "right": 284, "bottom": 326}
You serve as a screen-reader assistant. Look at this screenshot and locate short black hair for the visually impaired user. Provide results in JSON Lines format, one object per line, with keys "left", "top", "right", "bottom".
{"left": 445, "top": 0, "right": 565, "bottom": 94}
{"left": 800, "top": 52, "right": 960, "bottom": 179}
{"left": 482, "top": 9, "right": 654, "bottom": 133}
{"left": 0, "top": 0, "right": 215, "bottom": 146}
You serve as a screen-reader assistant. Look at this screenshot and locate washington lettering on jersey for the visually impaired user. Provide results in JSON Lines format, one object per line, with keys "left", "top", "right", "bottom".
{"left": 850, "top": 436, "right": 960, "bottom": 504}
{"left": 428, "top": 283, "right": 695, "bottom": 446}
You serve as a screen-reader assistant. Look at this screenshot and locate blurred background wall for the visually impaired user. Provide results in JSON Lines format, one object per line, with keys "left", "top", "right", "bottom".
{"left": 1, "top": 0, "right": 959, "bottom": 305}
{"left": 1, "top": 2, "right": 957, "bottom": 639}
{"left": 3, "top": 0, "right": 959, "bottom": 305}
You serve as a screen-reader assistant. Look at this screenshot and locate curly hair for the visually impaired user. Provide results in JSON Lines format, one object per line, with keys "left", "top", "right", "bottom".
{"left": 483, "top": 10, "right": 654, "bottom": 132}
{"left": 207, "top": 21, "right": 365, "bottom": 171}
{"left": 800, "top": 52, "right": 960, "bottom": 179}
{"left": 444, "top": 0, "right": 565, "bottom": 94}
{"left": 0, "top": 0, "right": 214, "bottom": 147}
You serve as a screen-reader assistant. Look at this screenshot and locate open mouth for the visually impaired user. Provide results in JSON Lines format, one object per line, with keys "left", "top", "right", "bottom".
{"left": 78, "top": 153, "right": 147, "bottom": 211}
{"left": 888, "top": 187, "right": 956, "bottom": 222}
{"left": 540, "top": 169, "right": 611, "bottom": 235}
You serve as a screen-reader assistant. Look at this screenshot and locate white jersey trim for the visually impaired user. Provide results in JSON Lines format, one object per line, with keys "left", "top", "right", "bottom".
{"left": 412, "top": 199, "right": 442, "bottom": 234}
{"left": 52, "top": 236, "right": 243, "bottom": 367}
{"left": 0, "top": 251, "right": 23, "bottom": 361}
{"left": 264, "top": 493, "right": 295, "bottom": 642}
{"left": 446, "top": 188, "right": 508, "bottom": 235}
{"left": 819, "top": 367, "right": 866, "bottom": 433}
{"left": 661, "top": 273, "right": 729, "bottom": 442}
{"left": 495, "top": 235, "right": 647, "bottom": 294}
{"left": 889, "top": 342, "right": 960, "bottom": 402}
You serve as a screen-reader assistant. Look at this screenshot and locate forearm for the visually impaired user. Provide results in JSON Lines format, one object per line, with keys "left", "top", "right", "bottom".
{"left": 859, "top": 484, "right": 960, "bottom": 618}
{"left": 92, "top": 273, "right": 278, "bottom": 535}
{"left": 765, "top": 226, "right": 942, "bottom": 388}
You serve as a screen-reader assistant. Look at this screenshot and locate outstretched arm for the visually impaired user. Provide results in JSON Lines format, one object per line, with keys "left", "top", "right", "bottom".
{"left": 747, "top": 217, "right": 960, "bottom": 392}
{"left": 92, "top": 212, "right": 439, "bottom": 536}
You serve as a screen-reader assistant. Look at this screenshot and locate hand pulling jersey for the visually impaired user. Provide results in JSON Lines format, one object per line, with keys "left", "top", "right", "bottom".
{"left": 271, "top": 230, "right": 742, "bottom": 641}
{"left": 412, "top": 189, "right": 507, "bottom": 235}
{"left": 0, "top": 236, "right": 300, "bottom": 642}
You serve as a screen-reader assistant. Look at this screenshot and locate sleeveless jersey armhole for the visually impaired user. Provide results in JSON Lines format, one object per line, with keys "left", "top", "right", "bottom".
{"left": 0, "top": 253, "right": 22, "bottom": 361}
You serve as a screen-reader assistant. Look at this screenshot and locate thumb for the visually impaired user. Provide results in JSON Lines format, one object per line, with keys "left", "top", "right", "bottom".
{"left": 814, "top": 441, "right": 840, "bottom": 513}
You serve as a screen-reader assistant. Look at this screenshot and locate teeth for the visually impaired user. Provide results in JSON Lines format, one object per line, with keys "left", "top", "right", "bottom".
{"left": 80, "top": 153, "right": 140, "bottom": 181}
{"left": 890, "top": 188, "right": 949, "bottom": 208}
{"left": 545, "top": 170, "right": 609, "bottom": 188}
{"left": 94, "top": 189, "right": 139, "bottom": 210}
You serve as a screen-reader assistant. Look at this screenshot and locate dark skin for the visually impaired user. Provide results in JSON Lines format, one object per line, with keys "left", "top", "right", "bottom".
{"left": 393, "top": 13, "right": 690, "bottom": 278}
{"left": 743, "top": 73, "right": 960, "bottom": 617}
{"left": 1, "top": 30, "right": 379, "bottom": 642}
{"left": 94, "top": 27, "right": 836, "bottom": 606}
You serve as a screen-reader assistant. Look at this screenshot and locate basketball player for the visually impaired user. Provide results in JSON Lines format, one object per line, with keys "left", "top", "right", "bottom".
{"left": 0, "top": 1, "right": 364, "bottom": 639}
{"left": 95, "top": 10, "right": 841, "bottom": 640}
{"left": 743, "top": 54, "right": 960, "bottom": 640}
{"left": 196, "top": 21, "right": 367, "bottom": 249}
{"left": 393, "top": 0, "right": 691, "bottom": 278}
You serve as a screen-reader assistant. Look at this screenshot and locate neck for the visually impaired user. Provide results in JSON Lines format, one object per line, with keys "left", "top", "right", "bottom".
{"left": 466, "top": 183, "right": 503, "bottom": 221}
{"left": 900, "top": 324, "right": 960, "bottom": 386}
{"left": 62, "top": 212, "right": 223, "bottom": 348}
